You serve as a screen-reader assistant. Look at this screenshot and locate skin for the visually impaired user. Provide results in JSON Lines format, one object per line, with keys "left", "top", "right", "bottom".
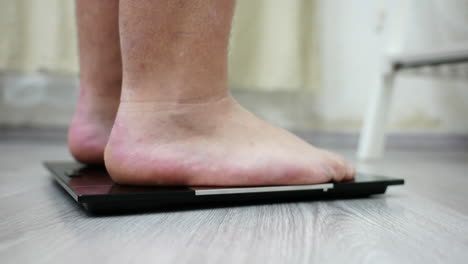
{"left": 71, "top": 0, "right": 355, "bottom": 186}
{"left": 68, "top": 0, "right": 122, "bottom": 164}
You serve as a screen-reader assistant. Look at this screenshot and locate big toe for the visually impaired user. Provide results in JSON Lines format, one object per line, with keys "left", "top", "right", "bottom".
{"left": 343, "top": 160, "right": 355, "bottom": 181}
{"left": 321, "top": 150, "right": 354, "bottom": 182}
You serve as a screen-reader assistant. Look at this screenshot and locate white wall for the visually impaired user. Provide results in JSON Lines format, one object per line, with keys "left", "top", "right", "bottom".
{"left": 317, "top": 0, "right": 468, "bottom": 133}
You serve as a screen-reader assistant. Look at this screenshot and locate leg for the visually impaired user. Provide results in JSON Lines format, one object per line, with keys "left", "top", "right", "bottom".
{"left": 105, "top": 0, "right": 355, "bottom": 185}
{"left": 68, "top": 0, "right": 122, "bottom": 164}
{"left": 358, "top": 73, "right": 395, "bottom": 160}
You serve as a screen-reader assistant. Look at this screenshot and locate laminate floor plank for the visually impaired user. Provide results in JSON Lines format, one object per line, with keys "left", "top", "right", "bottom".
{"left": 1, "top": 141, "right": 467, "bottom": 264}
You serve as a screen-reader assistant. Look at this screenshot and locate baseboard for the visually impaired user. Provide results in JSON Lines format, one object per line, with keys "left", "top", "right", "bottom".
{"left": 1, "top": 126, "right": 467, "bottom": 152}
{"left": 0, "top": 72, "right": 321, "bottom": 130}
{"left": 1, "top": 72, "right": 468, "bottom": 149}
{"left": 293, "top": 131, "right": 468, "bottom": 151}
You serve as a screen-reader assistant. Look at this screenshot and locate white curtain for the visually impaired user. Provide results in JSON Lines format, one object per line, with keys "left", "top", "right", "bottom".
{"left": 0, "top": 0, "right": 78, "bottom": 74}
{"left": 0, "top": 0, "right": 320, "bottom": 91}
{"left": 229, "top": 0, "right": 320, "bottom": 91}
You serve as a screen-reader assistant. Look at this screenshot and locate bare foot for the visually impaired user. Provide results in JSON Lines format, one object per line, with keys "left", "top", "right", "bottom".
{"left": 70, "top": 0, "right": 121, "bottom": 163}
{"left": 68, "top": 90, "right": 119, "bottom": 164}
{"left": 104, "top": 96, "right": 355, "bottom": 186}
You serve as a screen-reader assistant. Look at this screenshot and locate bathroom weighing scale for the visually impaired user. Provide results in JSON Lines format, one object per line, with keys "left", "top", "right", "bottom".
{"left": 44, "top": 161, "right": 404, "bottom": 213}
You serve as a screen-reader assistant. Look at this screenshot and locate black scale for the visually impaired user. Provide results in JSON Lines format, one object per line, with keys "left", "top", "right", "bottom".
{"left": 44, "top": 161, "right": 404, "bottom": 214}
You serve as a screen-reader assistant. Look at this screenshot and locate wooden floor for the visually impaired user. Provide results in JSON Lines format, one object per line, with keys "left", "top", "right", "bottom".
{"left": 1, "top": 139, "right": 467, "bottom": 264}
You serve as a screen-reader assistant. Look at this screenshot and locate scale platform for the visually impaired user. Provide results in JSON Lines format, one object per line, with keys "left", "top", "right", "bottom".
{"left": 44, "top": 161, "right": 404, "bottom": 214}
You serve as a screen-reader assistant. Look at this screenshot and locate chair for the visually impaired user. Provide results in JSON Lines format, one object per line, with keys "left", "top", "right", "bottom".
{"left": 357, "top": 44, "right": 468, "bottom": 160}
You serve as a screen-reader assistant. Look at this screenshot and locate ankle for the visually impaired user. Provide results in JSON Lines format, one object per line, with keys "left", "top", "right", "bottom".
{"left": 120, "top": 75, "right": 229, "bottom": 104}
{"left": 79, "top": 78, "right": 122, "bottom": 101}
{"left": 109, "top": 96, "right": 238, "bottom": 145}
{"left": 116, "top": 94, "right": 235, "bottom": 114}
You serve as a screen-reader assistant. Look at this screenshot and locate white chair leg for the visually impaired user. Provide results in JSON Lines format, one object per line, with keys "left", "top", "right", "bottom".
{"left": 358, "top": 73, "right": 395, "bottom": 160}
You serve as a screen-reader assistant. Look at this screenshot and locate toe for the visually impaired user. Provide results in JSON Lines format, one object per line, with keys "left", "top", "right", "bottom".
{"left": 325, "top": 153, "right": 347, "bottom": 182}
{"left": 319, "top": 150, "right": 355, "bottom": 182}
{"left": 343, "top": 161, "right": 355, "bottom": 181}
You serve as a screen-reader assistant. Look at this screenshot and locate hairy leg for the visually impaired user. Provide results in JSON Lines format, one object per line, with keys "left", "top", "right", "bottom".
{"left": 105, "top": 0, "right": 354, "bottom": 185}
{"left": 68, "top": 0, "right": 122, "bottom": 164}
